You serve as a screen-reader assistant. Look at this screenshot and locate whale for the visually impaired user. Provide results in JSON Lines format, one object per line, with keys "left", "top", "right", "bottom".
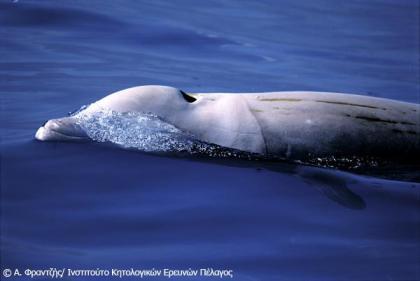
{"left": 35, "top": 85, "right": 419, "bottom": 165}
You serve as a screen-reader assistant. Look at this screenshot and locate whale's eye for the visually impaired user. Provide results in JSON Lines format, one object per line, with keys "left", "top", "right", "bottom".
{"left": 180, "top": 90, "right": 197, "bottom": 103}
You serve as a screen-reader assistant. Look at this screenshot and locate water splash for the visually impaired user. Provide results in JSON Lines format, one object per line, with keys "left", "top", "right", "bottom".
{"left": 73, "top": 108, "right": 197, "bottom": 153}
{"left": 72, "top": 108, "right": 262, "bottom": 160}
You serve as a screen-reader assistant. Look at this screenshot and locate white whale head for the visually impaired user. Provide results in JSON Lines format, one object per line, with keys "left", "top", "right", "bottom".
{"left": 35, "top": 85, "right": 266, "bottom": 153}
{"left": 86, "top": 85, "right": 197, "bottom": 116}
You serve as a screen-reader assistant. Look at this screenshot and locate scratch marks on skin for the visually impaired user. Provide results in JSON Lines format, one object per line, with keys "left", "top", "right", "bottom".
{"left": 392, "top": 129, "right": 417, "bottom": 135}
{"left": 255, "top": 95, "right": 418, "bottom": 129}
{"left": 344, "top": 113, "right": 418, "bottom": 135}
{"left": 315, "top": 100, "right": 386, "bottom": 110}
{"left": 257, "top": 97, "right": 389, "bottom": 112}
{"left": 354, "top": 115, "right": 416, "bottom": 126}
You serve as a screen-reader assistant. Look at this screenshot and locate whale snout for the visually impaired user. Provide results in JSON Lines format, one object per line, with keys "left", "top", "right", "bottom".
{"left": 35, "top": 118, "right": 89, "bottom": 142}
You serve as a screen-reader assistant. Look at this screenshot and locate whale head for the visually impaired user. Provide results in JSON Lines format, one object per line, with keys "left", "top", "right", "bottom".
{"left": 35, "top": 85, "right": 198, "bottom": 142}
{"left": 35, "top": 117, "right": 90, "bottom": 141}
{"left": 35, "top": 85, "right": 265, "bottom": 154}
{"left": 87, "top": 85, "right": 197, "bottom": 114}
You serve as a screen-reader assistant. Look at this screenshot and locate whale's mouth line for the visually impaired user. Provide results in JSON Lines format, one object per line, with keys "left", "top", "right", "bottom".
{"left": 45, "top": 126, "right": 84, "bottom": 139}
{"left": 40, "top": 127, "right": 89, "bottom": 141}
{"left": 35, "top": 121, "right": 90, "bottom": 142}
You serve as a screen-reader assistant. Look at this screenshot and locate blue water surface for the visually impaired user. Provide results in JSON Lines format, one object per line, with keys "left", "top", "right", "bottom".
{"left": 0, "top": 0, "right": 419, "bottom": 280}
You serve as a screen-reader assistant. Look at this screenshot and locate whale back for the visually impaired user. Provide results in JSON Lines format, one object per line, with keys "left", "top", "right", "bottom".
{"left": 241, "top": 91, "right": 419, "bottom": 161}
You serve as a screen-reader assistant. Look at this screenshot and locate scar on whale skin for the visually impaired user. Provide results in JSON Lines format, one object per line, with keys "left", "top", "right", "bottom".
{"left": 315, "top": 100, "right": 386, "bottom": 110}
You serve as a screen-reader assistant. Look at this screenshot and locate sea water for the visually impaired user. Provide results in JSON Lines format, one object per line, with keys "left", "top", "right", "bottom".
{"left": 0, "top": 0, "right": 419, "bottom": 280}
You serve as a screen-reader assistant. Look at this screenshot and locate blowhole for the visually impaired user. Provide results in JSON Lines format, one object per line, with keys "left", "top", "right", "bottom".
{"left": 180, "top": 90, "right": 197, "bottom": 103}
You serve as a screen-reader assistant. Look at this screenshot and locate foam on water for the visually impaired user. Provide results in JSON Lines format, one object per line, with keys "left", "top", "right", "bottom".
{"left": 71, "top": 107, "right": 260, "bottom": 160}
{"left": 74, "top": 108, "right": 197, "bottom": 152}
